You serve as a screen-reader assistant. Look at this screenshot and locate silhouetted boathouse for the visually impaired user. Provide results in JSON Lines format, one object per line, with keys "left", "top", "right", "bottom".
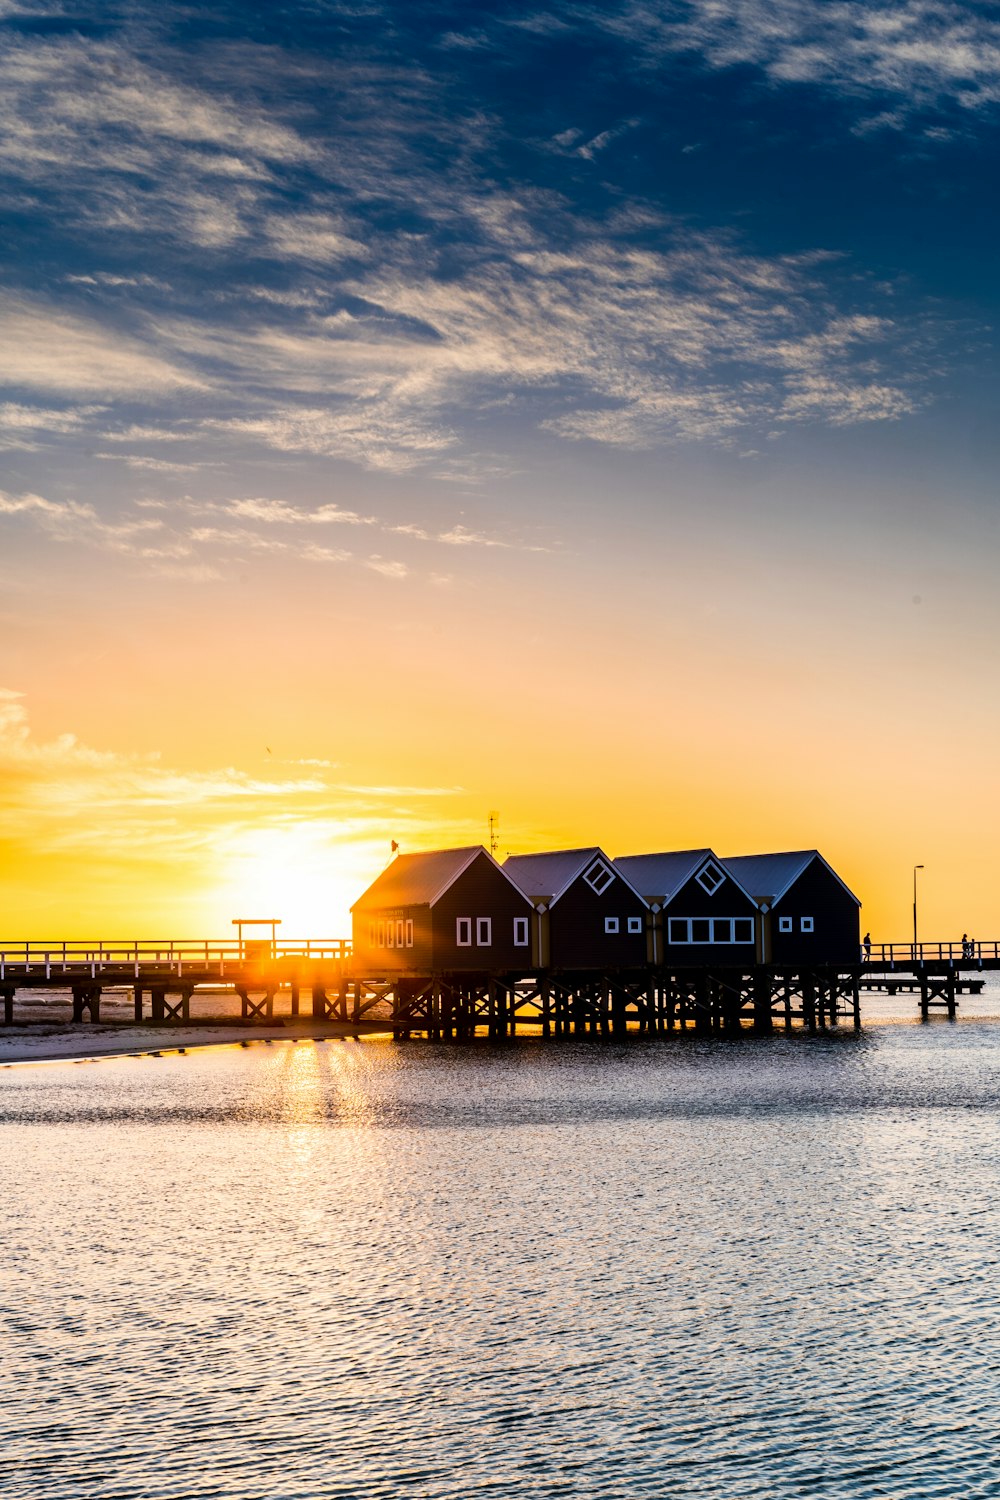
{"left": 614, "top": 849, "right": 759, "bottom": 965}
{"left": 503, "top": 847, "right": 648, "bottom": 969}
{"left": 722, "top": 850, "right": 860, "bottom": 965}
{"left": 351, "top": 845, "right": 534, "bottom": 973}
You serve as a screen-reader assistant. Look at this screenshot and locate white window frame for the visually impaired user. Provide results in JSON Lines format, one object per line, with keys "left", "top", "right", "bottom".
{"left": 386, "top": 921, "right": 395, "bottom": 948}
{"left": 627, "top": 916, "right": 642, "bottom": 934}
{"left": 605, "top": 916, "right": 620, "bottom": 934}
{"left": 378, "top": 920, "right": 386, "bottom": 947}
{"left": 778, "top": 916, "right": 793, "bottom": 933}
{"left": 396, "top": 920, "right": 405, "bottom": 948}
{"left": 668, "top": 917, "right": 751, "bottom": 945}
{"left": 695, "top": 860, "right": 725, "bottom": 897}
{"left": 476, "top": 917, "right": 492, "bottom": 946}
{"left": 456, "top": 917, "right": 472, "bottom": 947}
{"left": 583, "top": 858, "right": 615, "bottom": 896}
{"left": 405, "top": 919, "right": 414, "bottom": 947}
{"left": 801, "top": 916, "right": 814, "bottom": 933}
{"left": 513, "top": 917, "right": 529, "bottom": 947}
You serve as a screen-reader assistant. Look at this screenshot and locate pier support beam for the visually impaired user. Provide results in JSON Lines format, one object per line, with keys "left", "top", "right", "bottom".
{"left": 236, "top": 987, "right": 275, "bottom": 1024}
{"left": 149, "top": 987, "right": 193, "bottom": 1022}
{"left": 752, "top": 970, "right": 773, "bottom": 1033}
{"left": 1, "top": 987, "right": 13, "bottom": 1025}
{"left": 71, "top": 984, "right": 102, "bottom": 1023}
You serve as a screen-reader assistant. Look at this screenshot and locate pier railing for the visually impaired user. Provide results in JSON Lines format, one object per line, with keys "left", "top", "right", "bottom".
{"left": 0, "top": 939, "right": 352, "bottom": 982}
{"left": 865, "top": 941, "right": 999, "bottom": 966}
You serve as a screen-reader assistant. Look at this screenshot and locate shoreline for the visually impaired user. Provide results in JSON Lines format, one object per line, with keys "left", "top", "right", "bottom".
{"left": 0, "top": 1019, "right": 396, "bottom": 1067}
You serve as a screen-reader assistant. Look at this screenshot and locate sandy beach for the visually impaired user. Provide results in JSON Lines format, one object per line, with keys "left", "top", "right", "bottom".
{"left": 0, "top": 986, "right": 395, "bottom": 1066}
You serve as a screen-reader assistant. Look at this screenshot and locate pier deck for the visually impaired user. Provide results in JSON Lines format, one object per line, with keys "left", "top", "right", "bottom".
{"left": 1, "top": 939, "right": 996, "bottom": 1034}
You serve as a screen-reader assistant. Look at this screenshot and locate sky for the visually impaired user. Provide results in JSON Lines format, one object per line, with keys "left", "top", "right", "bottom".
{"left": 1, "top": 0, "right": 999, "bottom": 939}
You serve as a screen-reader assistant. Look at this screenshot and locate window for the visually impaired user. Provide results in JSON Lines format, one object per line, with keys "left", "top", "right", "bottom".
{"left": 513, "top": 917, "right": 529, "bottom": 947}
{"left": 695, "top": 860, "right": 725, "bottom": 896}
{"left": 476, "top": 917, "right": 492, "bottom": 946}
{"left": 628, "top": 916, "right": 643, "bottom": 934}
{"left": 778, "top": 916, "right": 793, "bottom": 933}
{"left": 456, "top": 917, "right": 472, "bottom": 946}
{"left": 583, "top": 858, "right": 615, "bottom": 896}
{"left": 378, "top": 920, "right": 385, "bottom": 947}
{"left": 605, "top": 916, "right": 620, "bottom": 934}
{"left": 801, "top": 916, "right": 814, "bottom": 933}
{"left": 405, "top": 920, "right": 414, "bottom": 947}
{"left": 667, "top": 917, "right": 753, "bottom": 945}
{"left": 396, "top": 920, "right": 405, "bottom": 948}
{"left": 386, "top": 921, "right": 395, "bottom": 948}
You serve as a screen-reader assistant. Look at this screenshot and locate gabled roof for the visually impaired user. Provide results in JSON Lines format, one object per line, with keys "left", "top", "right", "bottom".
{"left": 722, "top": 851, "right": 861, "bottom": 908}
{"left": 352, "top": 845, "right": 526, "bottom": 911}
{"left": 504, "top": 847, "right": 648, "bottom": 909}
{"left": 613, "top": 849, "right": 715, "bottom": 905}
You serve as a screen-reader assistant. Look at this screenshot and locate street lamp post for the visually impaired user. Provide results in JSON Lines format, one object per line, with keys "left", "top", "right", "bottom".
{"left": 913, "top": 864, "right": 924, "bottom": 959}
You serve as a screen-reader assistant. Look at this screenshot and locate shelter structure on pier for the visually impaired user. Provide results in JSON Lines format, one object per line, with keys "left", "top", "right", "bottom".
{"left": 722, "top": 850, "right": 861, "bottom": 964}
{"left": 503, "top": 847, "right": 648, "bottom": 969}
{"left": 351, "top": 845, "right": 534, "bottom": 974}
{"left": 614, "top": 849, "right": 759, "bottom": 965}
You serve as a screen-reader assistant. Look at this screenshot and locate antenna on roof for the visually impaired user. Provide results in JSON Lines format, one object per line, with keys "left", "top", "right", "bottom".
{"left": 488, "top": 810, "right": 500, "bottom": 858}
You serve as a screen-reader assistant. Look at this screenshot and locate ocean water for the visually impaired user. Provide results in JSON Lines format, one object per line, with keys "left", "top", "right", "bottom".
{"left": 4, "top": 999, "right": 1000, "bottom": 1497}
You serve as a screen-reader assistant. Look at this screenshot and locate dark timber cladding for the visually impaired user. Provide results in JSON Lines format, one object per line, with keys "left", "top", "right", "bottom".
{"left": 723, "top": 851, "right": 861, "bottom": 965}
{"left": 503, "top": 847, "right": 648, "bottom": 969}
{"left": 615, "top": 849, "right": 759, "bottom": 965}
{"left": 350, "top": 845, "right": 534, "bottom": 973}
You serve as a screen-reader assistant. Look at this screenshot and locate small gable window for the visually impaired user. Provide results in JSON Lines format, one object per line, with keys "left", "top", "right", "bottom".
{"left": 778, "top": 916, "right": 793, "bottom": 933}
{"left": 801, "top": 917, "right": 814, "bottom": 933}
{"left": 628, "top": 916, "right": 642, "bottom": 934}
{"left": 605, "top": 916, "right": 620, "bottom": 934}
{"left": 696, "top": 861, "right": 725, "bottom": 896}
{"left": 583, "top": 858, "right": 615, "bottom": 896}
{"left": 456, "top": 917, "right": 472, "bottom": 946}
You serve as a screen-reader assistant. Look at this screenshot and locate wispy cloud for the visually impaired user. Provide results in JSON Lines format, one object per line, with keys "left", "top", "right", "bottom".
{"left": 0, "top": 297, "right": 199, "bottom": 397}
{"left": 601, "top": 1, "right": 1000, "bottom": 121}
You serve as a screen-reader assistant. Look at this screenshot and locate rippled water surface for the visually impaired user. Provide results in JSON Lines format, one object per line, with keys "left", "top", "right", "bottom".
{"left": 5, "top": 1015, "right": 1000, "bottom": 1498}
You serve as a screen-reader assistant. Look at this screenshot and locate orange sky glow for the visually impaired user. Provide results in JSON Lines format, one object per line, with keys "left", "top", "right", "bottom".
{"left": 3, "top": 6, "right": 999, "bottom": 946}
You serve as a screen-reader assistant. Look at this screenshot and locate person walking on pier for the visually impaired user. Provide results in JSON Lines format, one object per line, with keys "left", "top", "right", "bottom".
{"left": 962, "top": 933, "right": 973, "bottom": 959}
{"left": 862, "top": 932, "right": 871, "bottom": 962}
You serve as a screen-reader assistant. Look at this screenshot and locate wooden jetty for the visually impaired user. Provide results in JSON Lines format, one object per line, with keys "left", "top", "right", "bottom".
{"left": 0, "top": 938, "right": 995, "bottom": 1036}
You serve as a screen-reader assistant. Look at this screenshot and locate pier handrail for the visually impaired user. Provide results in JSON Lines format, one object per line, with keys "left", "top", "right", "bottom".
{"left": 863, "top": 940, "right": 998, "bottom": 965}
{"left": 0, "top": 938, "right": 352, "bottom": 981}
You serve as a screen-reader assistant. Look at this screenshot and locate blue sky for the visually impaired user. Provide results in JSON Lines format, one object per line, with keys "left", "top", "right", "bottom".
{"left": 1, "top": 1, "right": 999, "bottom": 932}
